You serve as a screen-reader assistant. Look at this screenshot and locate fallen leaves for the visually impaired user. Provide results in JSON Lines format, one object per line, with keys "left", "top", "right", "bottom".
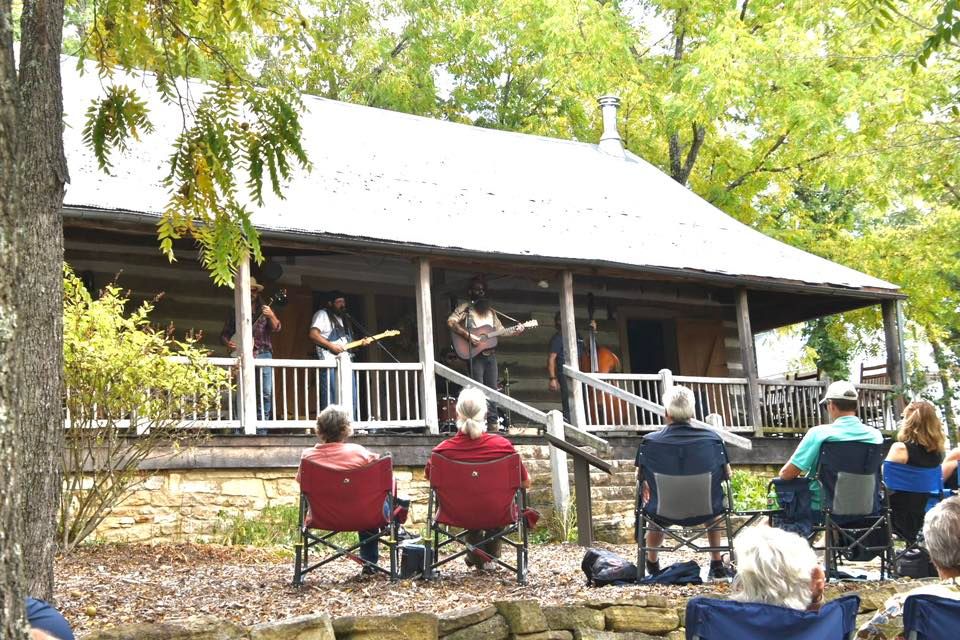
{"left": 55, "top": 542, "right": 724, "bottom": 636}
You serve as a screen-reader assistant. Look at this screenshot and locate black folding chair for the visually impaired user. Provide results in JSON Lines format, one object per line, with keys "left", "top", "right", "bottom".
{"left": 817, "top": 441, "right": 895, "bottom": 580}
{"left": 635, "top": 438, "right": 760, "bottom": 580}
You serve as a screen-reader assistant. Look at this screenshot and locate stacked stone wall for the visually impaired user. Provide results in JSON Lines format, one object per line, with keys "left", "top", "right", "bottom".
{"left": 82, "top": 582, "right": 933, "bottom": 640}
{"left": 92, "top": 446, "right": 776, "bottom": 544}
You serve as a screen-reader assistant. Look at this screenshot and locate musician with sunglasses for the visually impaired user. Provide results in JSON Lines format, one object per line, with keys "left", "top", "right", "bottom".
{"left": 220, "top": 277, "right": 282, "bottom": 427}
{"left": 447, "top": 275, "right": 524, "bottom": 430}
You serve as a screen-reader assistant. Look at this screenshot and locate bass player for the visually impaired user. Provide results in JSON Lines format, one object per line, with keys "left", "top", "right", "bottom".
{"left": 446, "top": 275, "right": 525, "bottom": 430}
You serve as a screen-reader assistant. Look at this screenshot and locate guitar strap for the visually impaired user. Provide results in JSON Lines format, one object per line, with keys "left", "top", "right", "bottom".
{"left": 495, "top": 308, "right": 522, "bottom": 324}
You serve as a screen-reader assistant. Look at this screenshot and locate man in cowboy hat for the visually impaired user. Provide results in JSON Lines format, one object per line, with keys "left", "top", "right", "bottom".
{"left": 221, "top": 276, "right": 282, "bottom": 429}
{"left": 778, "top": 380, "right": 882, "bottom": 511}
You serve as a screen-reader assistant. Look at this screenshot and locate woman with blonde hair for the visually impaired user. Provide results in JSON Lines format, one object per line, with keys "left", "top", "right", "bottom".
{"left": 885, "top": 400, "right": 946, "bottom": 470}
{"left": 426, "top": 387, "right": 532, "bottom": 570}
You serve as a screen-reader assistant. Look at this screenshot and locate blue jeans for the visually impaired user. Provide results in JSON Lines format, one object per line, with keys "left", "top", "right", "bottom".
{"left": 255, "top": 352, "right": 273, "bottom": 434}
{"left": 358, "top": 497, "right": 409, "bottom": 565}
{"left": 319, "top": 367, "right": 360, "bottom": 417}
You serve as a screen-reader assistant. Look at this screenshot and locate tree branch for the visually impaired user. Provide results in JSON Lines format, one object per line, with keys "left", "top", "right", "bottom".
{"left": 739, "top": 0, "right": 750, "bottom": 21}
{"left": 725, "top": 129, "right": 791, "bottom": 192}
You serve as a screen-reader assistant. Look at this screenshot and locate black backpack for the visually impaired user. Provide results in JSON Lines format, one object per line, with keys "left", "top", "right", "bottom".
{"left": 896, "top": 547, "right": 938, "bottom": 578}
{"left": 581, "top": 548, "right": 637, "bottom": 587}
{"left": 637, "top": 560, "right": 703, "bottom": 585}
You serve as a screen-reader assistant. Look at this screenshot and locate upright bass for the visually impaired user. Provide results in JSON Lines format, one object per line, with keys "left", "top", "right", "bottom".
{"left": 579, "top": 296, "right": 629, "bottom": 425}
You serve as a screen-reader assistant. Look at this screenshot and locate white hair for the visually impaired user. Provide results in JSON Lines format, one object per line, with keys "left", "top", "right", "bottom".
{"left": 924, "top": 496, "right": 960, "bottom": 574}
{"left": 730, "top": 527, "right": 820, "bottom": 611}
{"left": 316, "top": 404, "right": 353, "bottom": 442}
{"left": 456, "top": 387, "right": 487, "bottom": 440}
{"left": 662, "top": 386, "right": 696, "bottom": 422}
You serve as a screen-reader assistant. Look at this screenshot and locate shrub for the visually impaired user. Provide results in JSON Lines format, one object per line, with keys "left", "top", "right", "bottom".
{"left": 730, "top": 469, "right": 772, "bottom": 511}
{"left": 60, "top": 266, "right": 230, "bottom": 551}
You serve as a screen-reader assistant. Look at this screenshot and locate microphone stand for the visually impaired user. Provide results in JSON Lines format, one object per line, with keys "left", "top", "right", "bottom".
{"left": 465, "top": 300, "right": 475, "bottom": 388}
{"left": 343, "top": 311, "right": 401, "bottom": 364}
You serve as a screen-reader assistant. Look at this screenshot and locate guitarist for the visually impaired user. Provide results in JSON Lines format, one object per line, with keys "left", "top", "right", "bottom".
{"left": 220, "top": 277, "right": 282, "bottom": 426}
{"left": 308, "top": 291, "right": 371, "bottom": 410}
{"left": 446, "top": 276, "right": 524, "bottom": 430}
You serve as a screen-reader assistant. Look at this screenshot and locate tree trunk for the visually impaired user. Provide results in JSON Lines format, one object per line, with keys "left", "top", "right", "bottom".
{"left": 15, "top": 0, "right": 69, "bottom": 602}
{"left": 1, "top": 0, "right": 28, "bottom": 634}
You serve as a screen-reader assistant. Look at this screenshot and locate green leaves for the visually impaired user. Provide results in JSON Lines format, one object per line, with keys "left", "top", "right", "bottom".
{"left": 81, "top": 85, "right": 154, "bottom": 172}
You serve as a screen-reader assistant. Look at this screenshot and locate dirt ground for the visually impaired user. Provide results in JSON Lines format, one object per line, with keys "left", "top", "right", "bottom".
{"left": 55, "top": 542, "right": 730, "bottom": 636}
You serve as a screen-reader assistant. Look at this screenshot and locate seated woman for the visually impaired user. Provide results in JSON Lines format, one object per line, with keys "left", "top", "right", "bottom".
{"left": 730, "top": 526, "right": 826, "bottom": 612}
{"left": 296, "top": 404, "right": 408, "bottom": 575}
{"left": 885, "top": 400, "right": 947, "bottom": 540}
{"left": 427, "top": 387, "right": 532, "bottom": 571}
{"left": 858, "top": 497, "right": 960, "bottom": 639}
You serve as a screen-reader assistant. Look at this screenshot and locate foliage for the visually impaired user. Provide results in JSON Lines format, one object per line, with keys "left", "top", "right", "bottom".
{"left": 60, "top": 266, "right": 230, "bottom": 552}
{"left": 802, "top": 318, "right": 853, "bottom": 382}
{"left": 730, "top": 469, "right": 771, "bottom": 512}
{"left": 214, "top": 504, "right": 302, "bottom": 548}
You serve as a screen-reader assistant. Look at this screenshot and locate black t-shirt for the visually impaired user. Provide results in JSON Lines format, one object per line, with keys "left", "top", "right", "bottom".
{"left": 904, "top": 441, "right": 944, "bottom": 468}
{"left": 548, "top": 332, "right": 584, "bottom": 367}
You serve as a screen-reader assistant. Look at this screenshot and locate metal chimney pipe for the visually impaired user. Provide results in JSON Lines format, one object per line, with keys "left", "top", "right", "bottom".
{"left": 597, "top": 95, "right": 625, "bottom": 158}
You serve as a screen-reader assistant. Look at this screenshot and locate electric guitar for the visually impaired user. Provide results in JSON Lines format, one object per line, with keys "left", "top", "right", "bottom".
{"left": 229, "top": 288, "right": 287, "bottom": 357}
{"left": 342, "top": 329, "right": 401, "bottom": 352}
{"left": 451, "top": 319, "right": 539, "bottom": 360}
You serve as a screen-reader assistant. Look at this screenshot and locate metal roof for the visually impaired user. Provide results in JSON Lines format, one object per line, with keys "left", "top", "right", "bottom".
{"left": 61, "top": 58, "right": 899, "bottom": 296}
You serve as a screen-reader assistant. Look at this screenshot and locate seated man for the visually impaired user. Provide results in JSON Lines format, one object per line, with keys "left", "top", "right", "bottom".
{"left": 296, "top": 405, "right": 409, "bottom": 575}
{"left": 426, "top": 387, "right": 532, "bottom": 570}
{"left": 730, "top": 527, "right": 826, "bottom": 612}
{"left": 636, "top": 385, "right": 735, "bottom": 580}
{"left": 779, "top": 380, "right": 883, "bottom": 514}
{"left": 858, "top": 496, "right": 960, "bottom": 639}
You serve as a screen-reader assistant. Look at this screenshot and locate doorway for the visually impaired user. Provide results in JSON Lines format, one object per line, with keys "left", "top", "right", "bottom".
{"left": 626, "top": 319, "right": 676, "bottom": 374}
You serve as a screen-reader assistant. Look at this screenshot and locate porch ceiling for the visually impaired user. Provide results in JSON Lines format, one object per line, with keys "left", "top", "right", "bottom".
{"left": 60, "top": 58, "right": 901, "bottom": 305}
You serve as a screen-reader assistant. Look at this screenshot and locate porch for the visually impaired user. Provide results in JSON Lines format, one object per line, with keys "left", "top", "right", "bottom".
{"left": 63, "top": 223, "right": 904, "bottom": 440}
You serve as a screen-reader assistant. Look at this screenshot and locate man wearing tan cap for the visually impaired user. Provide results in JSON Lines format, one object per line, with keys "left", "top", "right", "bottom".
{"left": 778, "top": 380, "right": 883, "bottom": 511}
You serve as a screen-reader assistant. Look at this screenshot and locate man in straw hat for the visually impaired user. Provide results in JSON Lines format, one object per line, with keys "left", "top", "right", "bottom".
{"left": 778, "top": 380, "right": 882, "bottom": 512}
{"left": 221, "top": 276, "right": 282, "bottom": 430}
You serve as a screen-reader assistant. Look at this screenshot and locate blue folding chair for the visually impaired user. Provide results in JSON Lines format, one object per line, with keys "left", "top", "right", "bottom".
{"left": 903, "top": 593, "right": 960, "bottom": 640}
{"left": 883, "top": 461, "right": 946, "bottom": 543}
{"left": 685, "top": 594, "right": 861, "bottom": 640}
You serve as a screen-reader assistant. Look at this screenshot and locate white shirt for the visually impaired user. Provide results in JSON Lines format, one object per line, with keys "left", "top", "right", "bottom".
{"left": 311, "top": 309, "right": 351, "bottom": 359}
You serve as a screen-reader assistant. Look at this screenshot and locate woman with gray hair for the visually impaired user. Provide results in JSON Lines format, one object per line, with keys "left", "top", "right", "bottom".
{"left": 858, "top": 496, "right": 960, "bottom": 639}
{"left": 730, "top": 527, "right": 825, "bottom": 611}
{"left": 296, "top": 405, "right": 405, "bottom": 575}
{"left": 427, "top": 387, "right": 532, "bottom": 570}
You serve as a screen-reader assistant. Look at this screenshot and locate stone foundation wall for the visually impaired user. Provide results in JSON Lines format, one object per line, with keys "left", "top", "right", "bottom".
{"left": 83, "top": 583, "right": 931, "bottom": 640}
{"left": 93, "top": 446, "right": 778, "bottom": 544}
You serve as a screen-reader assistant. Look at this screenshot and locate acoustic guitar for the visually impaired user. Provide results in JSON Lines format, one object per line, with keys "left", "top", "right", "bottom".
{"left": 451, "top": 319, "right": 539, "bottom": 360}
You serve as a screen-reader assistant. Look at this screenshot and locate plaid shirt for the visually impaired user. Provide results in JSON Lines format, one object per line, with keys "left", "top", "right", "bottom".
{"left": 221, "top": 309, "right": 280, "bottom": 356}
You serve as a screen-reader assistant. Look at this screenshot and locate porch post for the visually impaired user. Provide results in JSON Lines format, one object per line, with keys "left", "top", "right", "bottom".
{"left": 546, "top": 410, "right": 571, "bottom": 513}
{"left": 882, "top": 300, "right": 906, "bottom": 413}
{"left": 235, "top": 255, "right": 257, "bottom": 434}
{"left": 560, "top": 271, "right": 586, "bottom": 428}
{"left": 735, "top": 288, "right": 763, "bottom": 436}
{"left": 416, "top": 258, "right": 440, "bottom": 434}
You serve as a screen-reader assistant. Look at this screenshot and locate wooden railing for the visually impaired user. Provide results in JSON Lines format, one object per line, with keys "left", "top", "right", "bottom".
{"left": 570, "top": 369, "right": 897, "bottom": 434}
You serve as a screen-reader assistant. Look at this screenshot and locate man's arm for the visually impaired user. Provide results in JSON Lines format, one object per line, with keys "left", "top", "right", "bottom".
{"left": 447, "top": 305, "right": 480, "bottom": 344}
{"left": 547, "top": 352, "right": 560, "bottom": 392}
{"left": 308, "top": 327, "right": 344, "bottom": 355}
{"left": 262, "top": 304, "right": 281, "bottom": 332}
{"left": 779, "top": 462, "right": 803, "bottom": 480}
{"left": 220, "top": 315, "right": 236, "bottom": 349}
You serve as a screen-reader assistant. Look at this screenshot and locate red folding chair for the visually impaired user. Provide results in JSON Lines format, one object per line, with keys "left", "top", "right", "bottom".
{"left": 293, "top": 455, "right": 399, "bottom": 584}
{"left": 426, "top": 453, "right": 529, "bottom": 583}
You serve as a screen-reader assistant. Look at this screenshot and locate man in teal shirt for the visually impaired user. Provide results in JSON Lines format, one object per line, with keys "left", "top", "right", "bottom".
{"left": 779, "top": 380, "right": 883, "bottom": 511}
